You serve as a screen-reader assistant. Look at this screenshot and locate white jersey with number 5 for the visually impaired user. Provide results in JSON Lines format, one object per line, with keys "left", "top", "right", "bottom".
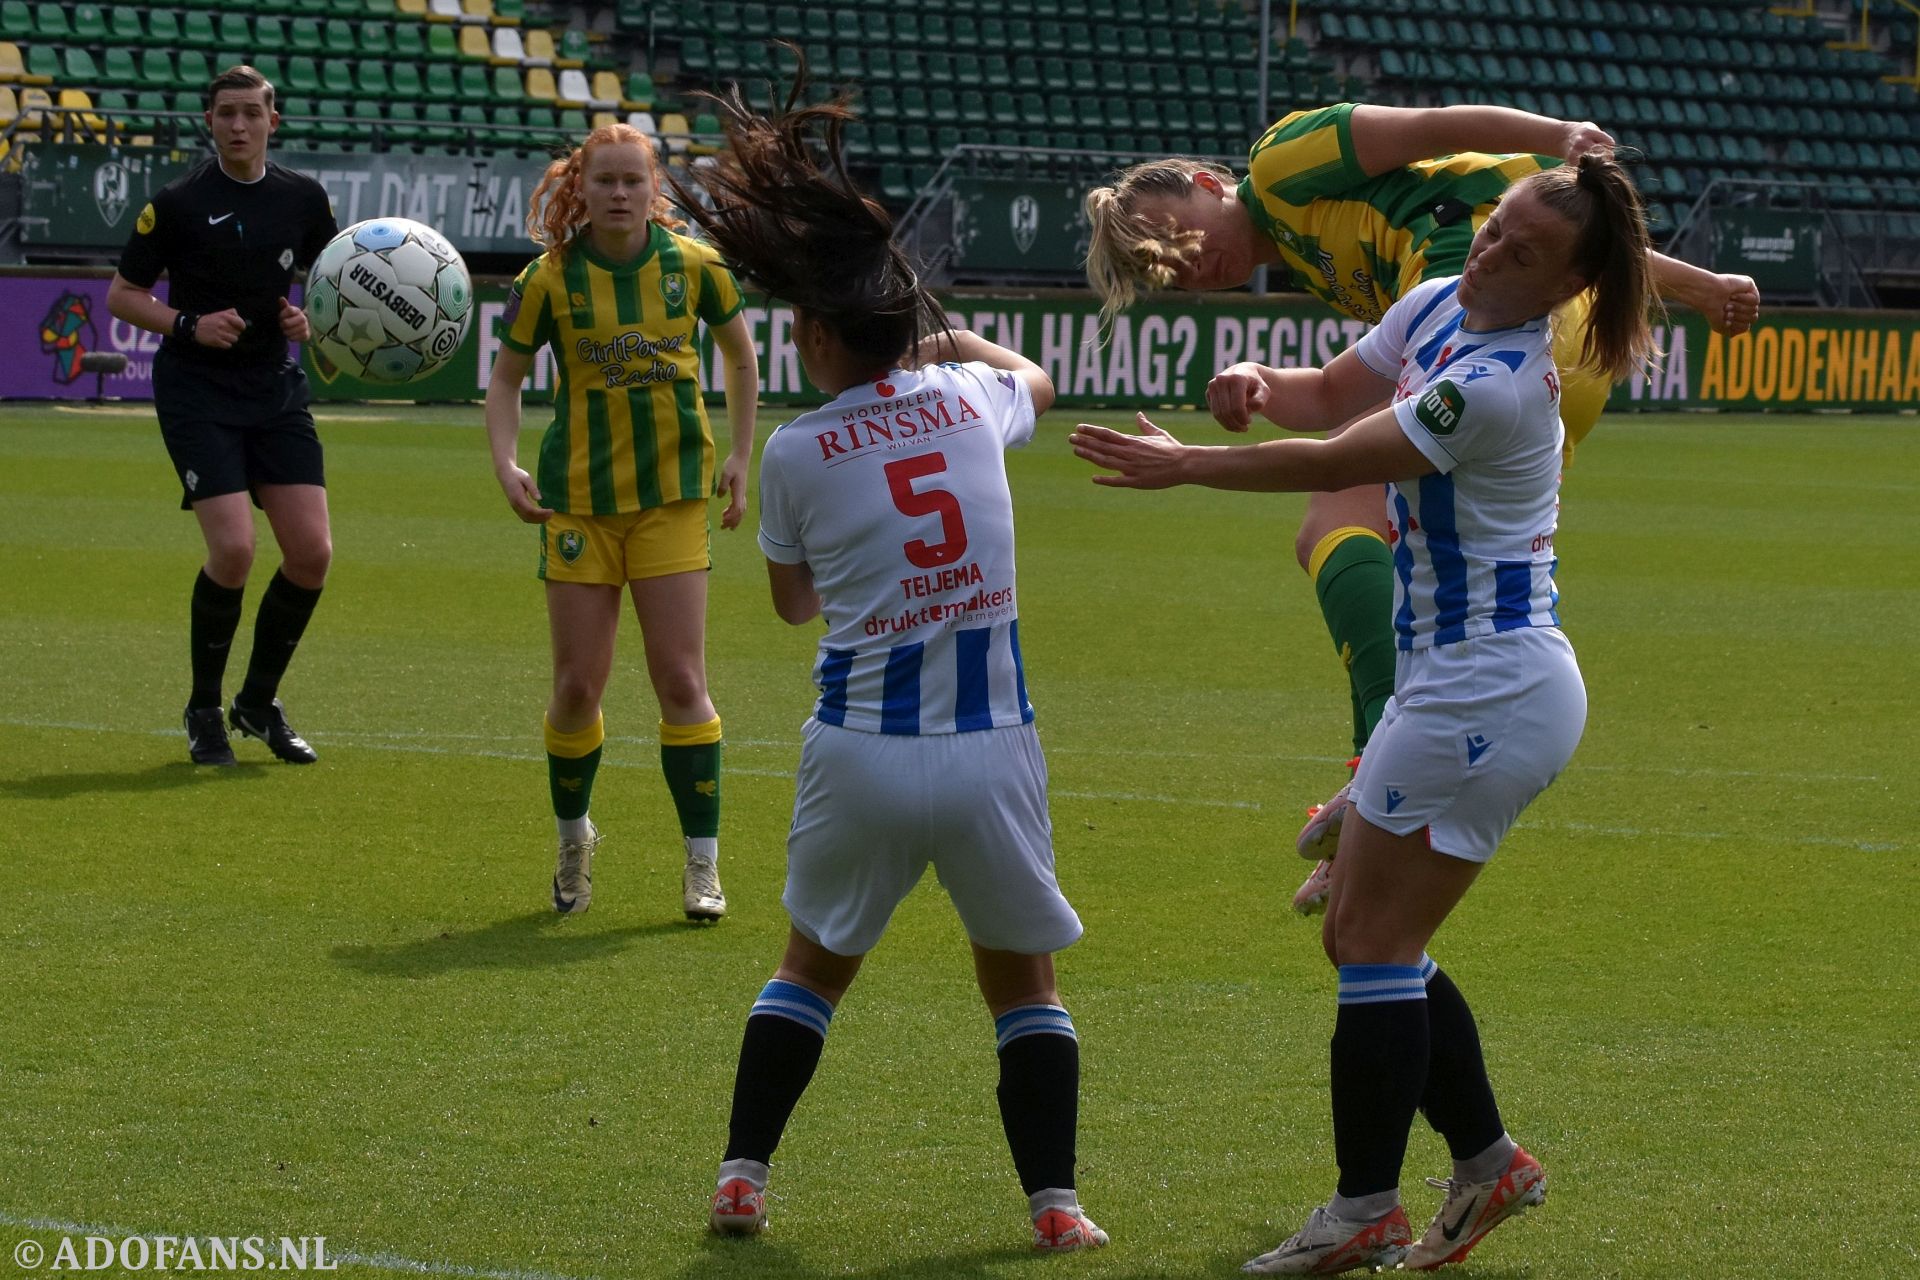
{"left": 1353, "top": 275, "right": 1566, "bottom": 651}
{"left": 758, "top": 360, "right": 1036, "bottom": 735}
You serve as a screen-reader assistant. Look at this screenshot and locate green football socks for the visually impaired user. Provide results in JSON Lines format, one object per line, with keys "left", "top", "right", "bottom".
{"left": 1310, "top": 528, "right": 1397, "bottom": 755}
{"left": 661, "top": 716, "right": 723, "bottom": 840}
{"left": 545, "top": 712, "right": 604, "bottom": 823}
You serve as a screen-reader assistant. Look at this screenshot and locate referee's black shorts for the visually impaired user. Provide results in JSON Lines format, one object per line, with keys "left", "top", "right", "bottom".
{"left": 153, "top": 348, "right": 325, "bottom": 510}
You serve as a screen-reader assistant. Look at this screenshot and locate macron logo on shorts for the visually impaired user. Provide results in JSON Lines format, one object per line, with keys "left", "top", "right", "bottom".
{"left": 1466, "top": 734, "right": 1491, "bottom": 765}
{"left": 1384, "top": 787, "right": 1407, "bottom": 814}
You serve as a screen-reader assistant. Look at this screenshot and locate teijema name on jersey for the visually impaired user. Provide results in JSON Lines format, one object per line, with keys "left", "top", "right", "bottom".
{"left": 758, "top": 361, "right": 1037, "bottom": 734}
{"left": 1353, "top": 276, "right": 1565, "bottom": 651}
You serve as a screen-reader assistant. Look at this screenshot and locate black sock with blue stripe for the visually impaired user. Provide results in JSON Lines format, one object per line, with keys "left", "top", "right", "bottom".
{"left": 1331, "top": 964, "right": 1429, "bottom": 1202}
{"left": 1418, "top": 954, "right": 1508, "bottom": 1162}
{"left": 722, "top": 979, "right": 834, "bottom": 1166}
{"left": 993, "top": 1004, "right": 1079, "bottom": 1197}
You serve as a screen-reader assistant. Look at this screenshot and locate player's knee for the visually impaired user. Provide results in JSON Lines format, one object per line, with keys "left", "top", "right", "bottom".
{"left": 651, "top": 666, "right": 709, "bottom": 715}
{"left": 205, "top": 543, "right": 254, "bottom": 585}
{"left": 282, "top": 538, "right": 331, "bottom": 588}
{"left": 1292, "top": 522, "right": 1321, "bottom": 572}
{"left": 550, "top": 671, "right": 605, "bottom": 719}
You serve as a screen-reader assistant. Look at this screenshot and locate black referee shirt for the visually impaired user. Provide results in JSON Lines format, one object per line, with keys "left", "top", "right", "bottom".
{"left": 118, "top": 158, "right": 337, "bottom": 369}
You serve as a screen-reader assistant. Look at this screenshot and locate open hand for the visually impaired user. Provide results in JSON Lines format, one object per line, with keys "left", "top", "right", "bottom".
{"left": 1069, "top": 413, "right": 1190, "bottom": 489}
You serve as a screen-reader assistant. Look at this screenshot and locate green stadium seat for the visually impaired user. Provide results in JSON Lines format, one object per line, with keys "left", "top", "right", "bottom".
{"left": 320, "top": 58, "right": 353, "bottom": 96}
{"left": 359, "top": 22, "right": 392, "bottom": 57}
{"left": 101, "top": 45, "right": 138, "bottom": 87}
{"left": 393, "top": 22, "right": 425, "bottom": 58}
{"left": 622, "top": 70, "right": 653, "bottom": 109}
{"left": 426, "top": 24, "right": 458, "bottom": 59}
{"left": 389, "top": 60, "right": 423, "bottom": 98}
{"left": 32, "top": 2, "right": 67, "bottom": 41}
{"left": 382, "top": 100, "right": 420, "bottom": 143}
{"left": 62, "top": 46, "right": 100, "bottom": 86}
{"left": 490, "top": 64, "right": 523, "bottom": 102}
{"left": 252, "top": 54, "right": 285, "bottom": 87}
{"left": 0, "top": 0, "right": 28, "bottom": 39}
{"left": 289, "top": 18, "right": 322, "bottom": 54}
{"left": 137, "top": 49, "right": 179, "bottom": 90}
{"left": 323, "top": 19, "right": 356, "bottom": 57}
{"left": 278, "top": 95, "right": 313, "bottom": 139}
{"left": 285, "top": 55, "right": 320, "bottom": 95}
{"left": 456, "top": 64, "right": 488, "bottom": 101}
{"left": 958, "top": 89, "right": 987, "bottom": 127}
{"left": 182, "top": 11, "right": 219, "bottom": 49}
{"left": 70, "top": 2, "right": 107, "bottom": 41}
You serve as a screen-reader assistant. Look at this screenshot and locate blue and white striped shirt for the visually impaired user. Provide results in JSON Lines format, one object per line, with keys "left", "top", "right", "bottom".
{"left": 758, "top": 361, "right": 1036, "bottom": 734}
{"left": 1354, "top": 277, "right": 1566, "bottom": 651}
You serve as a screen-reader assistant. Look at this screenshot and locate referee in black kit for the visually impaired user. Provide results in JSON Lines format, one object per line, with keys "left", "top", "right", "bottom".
{"left": 108, "top": 65, "right": 338, "bottom": 766}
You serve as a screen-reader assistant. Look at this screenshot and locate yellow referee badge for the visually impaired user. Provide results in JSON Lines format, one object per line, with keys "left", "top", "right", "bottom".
{"left": 136, "top": 202, "right": 156, "bottom": 235}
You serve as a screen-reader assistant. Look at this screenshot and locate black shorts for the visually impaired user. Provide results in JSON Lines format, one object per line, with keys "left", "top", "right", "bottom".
{"left": 153, "top": 348, "right": 325, "bottom": 510}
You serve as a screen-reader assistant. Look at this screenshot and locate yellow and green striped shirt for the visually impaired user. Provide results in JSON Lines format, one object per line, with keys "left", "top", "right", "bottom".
{"left": 1238, "top": 103, "right": 1557, "bottom": 326}
{"left": 500, "top": 222, "right": 745, "bottom": 515}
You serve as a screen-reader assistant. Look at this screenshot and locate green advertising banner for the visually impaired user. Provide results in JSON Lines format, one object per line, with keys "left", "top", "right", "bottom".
{"left": 298, "top": 282, "right": 1920, "bottom": 413}
{"left": 20, "top": 145, "right": 550, "bottom": 255}
{"left": 950, "top": 177, "right": 1090, "bottom": 272}
{"left": 5, "top": 267, "right": 1913, "bottom": 413}
{"left": 1711, "top": 208, "right": 1821, "bottom": 294}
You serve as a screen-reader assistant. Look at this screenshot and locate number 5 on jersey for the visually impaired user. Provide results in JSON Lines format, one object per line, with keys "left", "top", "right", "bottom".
{"left": 885, "top": 453, "right": 968, "bottom": 568}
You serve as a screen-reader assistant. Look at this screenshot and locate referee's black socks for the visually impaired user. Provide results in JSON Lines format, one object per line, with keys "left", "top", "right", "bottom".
{"left": 189, "top": 568, "right": 244, "bottom": 710}
{"left": 238, "top": 569, "right": 323, "bottom": 710}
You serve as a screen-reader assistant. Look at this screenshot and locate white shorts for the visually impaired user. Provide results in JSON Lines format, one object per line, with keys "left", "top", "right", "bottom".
{"left": 782, "top": 717, "right": 1084, "bottom": 957}
{"left": 1352, "top": 628, "right": 1586, "bottom": 862}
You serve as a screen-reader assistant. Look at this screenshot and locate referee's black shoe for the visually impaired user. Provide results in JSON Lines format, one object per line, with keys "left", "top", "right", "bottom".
{"left": 229, "top": 697, "right": 319, "bottom": 765}
{"left": 183, "top": 706, "right": 237, "bottom": 766}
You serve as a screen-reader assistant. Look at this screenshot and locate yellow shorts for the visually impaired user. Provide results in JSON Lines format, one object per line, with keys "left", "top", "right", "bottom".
{"left": 538, "top": 499, "right": 711, "bottom": 585}
{"left": 1551, "top": 292, "right": 1608, "bottom": 467}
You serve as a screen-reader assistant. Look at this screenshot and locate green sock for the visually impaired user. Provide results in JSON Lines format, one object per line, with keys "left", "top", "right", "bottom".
{"left": 1311, "top": 530, "right": 1397, "bottom": 755}
{"left": 545, "top": 715, "right": 605, "bottom": 821}
{"left": 661, "top": 739, "right": 722, "bottom": 839}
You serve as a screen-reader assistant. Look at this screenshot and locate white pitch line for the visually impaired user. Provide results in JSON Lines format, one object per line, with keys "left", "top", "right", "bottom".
{"left": 0, "top": 1211, "right": 595, "bottom": 1280}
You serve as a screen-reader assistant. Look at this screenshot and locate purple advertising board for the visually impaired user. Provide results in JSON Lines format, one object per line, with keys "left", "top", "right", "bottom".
{"left": 0, "top": 273, "right": 162, "bottom": 401}
{"left": 0, "top": 272, "right": 317, "bottom": 402}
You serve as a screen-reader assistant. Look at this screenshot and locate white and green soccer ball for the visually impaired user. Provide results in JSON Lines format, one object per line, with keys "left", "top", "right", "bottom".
{"left": 304, "top": 217, "right": 473, "bottom": 384}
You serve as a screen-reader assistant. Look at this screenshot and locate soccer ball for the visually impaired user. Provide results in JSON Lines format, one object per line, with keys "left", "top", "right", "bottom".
{"left": 304, "top": 218, "right": 473, "bottom": 384}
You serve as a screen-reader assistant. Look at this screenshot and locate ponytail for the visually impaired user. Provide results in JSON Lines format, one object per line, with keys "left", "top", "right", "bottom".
{"left": 1521, "top": 152, "right": 1664, "bottom": 382}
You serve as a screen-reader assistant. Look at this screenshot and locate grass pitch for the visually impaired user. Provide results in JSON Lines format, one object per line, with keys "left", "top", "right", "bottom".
{"left": 1, "top": 402, "right": 1916, "bottom": 1279}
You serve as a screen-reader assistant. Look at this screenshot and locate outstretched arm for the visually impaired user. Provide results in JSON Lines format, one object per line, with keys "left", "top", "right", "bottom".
{"left": 1070, "top": 406, "right": 1432, "bottom": 494}
{"left": 1348, "top": 104, "right": 1612, "bottom": 176}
